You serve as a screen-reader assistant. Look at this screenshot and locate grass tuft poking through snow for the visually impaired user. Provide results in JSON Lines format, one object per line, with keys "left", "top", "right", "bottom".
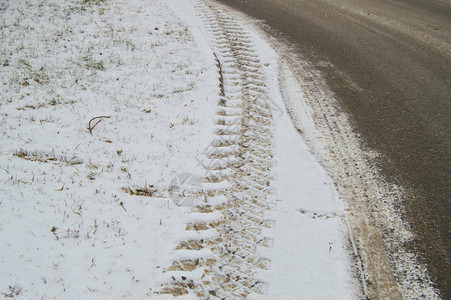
{"left": 0, "top": 0, "right": 218, "bottom": 298}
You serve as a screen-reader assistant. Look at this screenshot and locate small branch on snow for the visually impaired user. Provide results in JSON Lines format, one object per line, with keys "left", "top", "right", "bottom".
{"left": 213, "top": 52, "right": 225, "bottom": 97}
{"left": 88, "top": 257, "right": 96, "bottom": 270}
{"left": 88, "top": 116, "right": 110, "bottom": 135}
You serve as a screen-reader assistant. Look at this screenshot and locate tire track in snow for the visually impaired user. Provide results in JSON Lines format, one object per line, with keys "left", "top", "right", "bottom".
{"left": 160, "top": 1, "right": 273, "bottom": 298}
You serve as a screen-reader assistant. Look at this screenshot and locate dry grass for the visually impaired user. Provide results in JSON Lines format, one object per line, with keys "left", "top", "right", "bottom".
{"left": 122, "top": 184, "right": 157, "bottom": 197}
{"left": 14, "top": 149, "right": 82, "bottom": 165}
{"left": 81, "top": 0, "right": 106, "bottom": 5}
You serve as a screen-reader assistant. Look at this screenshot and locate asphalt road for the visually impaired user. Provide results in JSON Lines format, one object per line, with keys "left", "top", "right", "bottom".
{"left": 217, "top": 0, "right": 451, "bottom": 297}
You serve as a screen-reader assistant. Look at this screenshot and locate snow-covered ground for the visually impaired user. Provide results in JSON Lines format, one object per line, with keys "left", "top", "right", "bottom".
{"left": 0, "top": 0, "right": 358, "bottom": 298}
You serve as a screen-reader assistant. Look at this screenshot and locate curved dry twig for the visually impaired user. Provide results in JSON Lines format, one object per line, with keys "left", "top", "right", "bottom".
{"left": 88, "top": 116, "right": 110, "bottom": 135}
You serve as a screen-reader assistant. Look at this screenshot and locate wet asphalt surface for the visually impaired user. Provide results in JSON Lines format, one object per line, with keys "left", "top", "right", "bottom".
{"left": 217, "top": 0, "right": 450, "bottom": 297}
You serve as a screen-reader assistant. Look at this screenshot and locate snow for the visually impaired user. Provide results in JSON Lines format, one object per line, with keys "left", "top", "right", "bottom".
{"left": 0, "top": 0, "right": 358, "bottom": 298}
{"left": 261, "top": 94, "right": 355, "bottom": 298}
{"left": 0, "top": 0, "right": 219, "bottom": 297}
{"left": 242, "top": 23, "right": 358, "bottom": 298}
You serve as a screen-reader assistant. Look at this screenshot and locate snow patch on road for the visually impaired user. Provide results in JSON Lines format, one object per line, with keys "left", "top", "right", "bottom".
{"left": 250, "top": 26, "right": 358, "bottom": 299}
{"left": 273, "top": 36, "right": 440, "bottom": 299}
